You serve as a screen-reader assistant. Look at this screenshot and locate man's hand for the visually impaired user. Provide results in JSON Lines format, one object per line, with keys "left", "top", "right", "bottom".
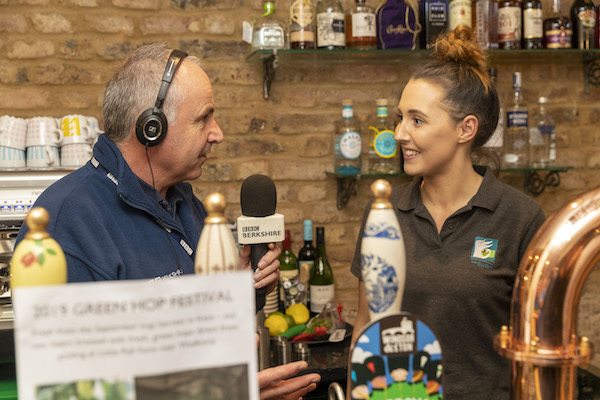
{"left": 240, "top": 242, "right": 281, "bottom": 294}
{"left": 258, "top": 361, "right": 321, "bottom": 400}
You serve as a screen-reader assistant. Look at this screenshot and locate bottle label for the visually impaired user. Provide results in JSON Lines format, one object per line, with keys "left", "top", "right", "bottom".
{"left": 507, "top": 110, "right": 528, "bottom": 128}
{"left": 449, "top": 0, "right": 472, "bottom": 30}
{"left": 290, "top": 0, "right": 314, "bottom": 28}
{"left": 342, "top": 105, "right": 353, "bottom": 119}
{"left": 317, "top": 12, "right": 345, "bottom": 47}
{"left": 498, "top": 6, "right": 521, "bottom": 42}
{"left": 429, "top": 2, "right": 448, "bottom": 25}
{"left": 310, "top": 283, "right": 334, "bottom": 313}
{"left": 279, "top": 269, "right": 299, "bottom": 302}
{"left": 351, "top": 12, "right": 376, "bottom": 37}
{"left": 523, "top": 8, "right": 543, "bottom": 39}
{"left": 475, "top": 0, "right": 490, "bottom": 48}
{"left": 538, "top": 124, "right": 555, "bottom": 135}
{"left": 545, "top": 29, "right": 572, "bottom": 48}
{"left": 376, "top": 105, "right": 388, "bottom": 119}
{"left": 340, "top": 131, "right": 362, "bottom": 159}
{"left": 373, "top": 129, "right": 397, "bottom": 158}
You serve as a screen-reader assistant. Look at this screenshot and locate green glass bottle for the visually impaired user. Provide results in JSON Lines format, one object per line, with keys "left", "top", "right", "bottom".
{"left": 309, "top": 226, "right": 335, "bottom": 315}
{"left": 278, "top": 229, "right": 299, "bottom": 310}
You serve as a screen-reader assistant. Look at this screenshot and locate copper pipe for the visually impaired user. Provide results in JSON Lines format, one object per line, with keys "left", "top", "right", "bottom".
{"left": 495, "top": 185, "right": 600, "bottom": 399}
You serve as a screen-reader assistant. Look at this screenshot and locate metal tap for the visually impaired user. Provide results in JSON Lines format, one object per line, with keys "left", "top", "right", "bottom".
{"left": 495, "top": 185, "right": 600, "bottom": 399}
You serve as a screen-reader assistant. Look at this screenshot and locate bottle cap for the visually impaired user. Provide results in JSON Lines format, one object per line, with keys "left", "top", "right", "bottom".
{"left": 376, "top": 98, "right": 388, "bottom": 106}
{"left": 342, "top": 99, "right": 352, "bottom": 106}
{"left": 512, "top": 72, "right": 522, "bottom": 89}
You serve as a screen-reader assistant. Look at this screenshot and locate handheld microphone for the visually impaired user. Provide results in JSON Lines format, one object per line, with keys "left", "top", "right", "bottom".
{"left": 237, "top": 174, "right": 285, "bottom": 313}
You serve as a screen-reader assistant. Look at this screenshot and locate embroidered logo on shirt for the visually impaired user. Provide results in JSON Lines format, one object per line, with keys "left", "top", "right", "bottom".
{"left": 471, "top": 237, "right": 498, "bottom": 269}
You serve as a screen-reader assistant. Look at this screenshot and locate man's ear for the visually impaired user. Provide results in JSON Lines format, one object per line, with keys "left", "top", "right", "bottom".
{"left": 458, "top": 115, "right": 479, "bottom": 144}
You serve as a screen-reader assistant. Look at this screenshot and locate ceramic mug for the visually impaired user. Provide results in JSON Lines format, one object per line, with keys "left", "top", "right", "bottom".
{"left": 60, "top": 115, "right": 95, "bottom": 144}
{"left": 0, "top": 145, "right": 26, "bottom": 168}
{"left": 61, "top": 143, "right": 92, "bottom": 167}
{"left": 0, "top": 116, "right": 28, "bottom": 150}
{"left": 26, "top": 117, "right": 63, "bottom": 147}
{"left": 26, "top": 145, "right": 60, "bottom": 168}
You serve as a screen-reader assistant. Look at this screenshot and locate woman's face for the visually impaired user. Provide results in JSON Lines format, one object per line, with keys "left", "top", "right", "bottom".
{"left": 395, "top": 78, "right": 463, "bottom": 177}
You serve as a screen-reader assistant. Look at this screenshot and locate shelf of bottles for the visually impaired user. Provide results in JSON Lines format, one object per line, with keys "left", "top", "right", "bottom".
{"left": 327, "top": 165, "right": 573, "bottom": 209}
{"left": 246, "top": 49, "right": 600, "bottom": 98}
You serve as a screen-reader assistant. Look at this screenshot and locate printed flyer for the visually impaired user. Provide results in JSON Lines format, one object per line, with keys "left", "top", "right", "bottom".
{"left": 12, "top": 272, "right": 258, "bottom": 400}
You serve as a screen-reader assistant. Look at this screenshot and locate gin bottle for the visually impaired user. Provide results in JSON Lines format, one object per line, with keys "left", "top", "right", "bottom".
{"left": 252, "top": 1, "right": 287, "bottom": 50}
{"left": 367, "top": 99, "right": 400, "bottom": 174}
{"left": 504, "top": 72, "right": 529, "bottom": 168}
{"left": 529, "top": 97, "right": 556, "bottom": 167}
{"left": 334, "top": 99, "right": 362, "bottom": 174}
{"left": 316, "top": 0, "right": 345, "bottom": 49}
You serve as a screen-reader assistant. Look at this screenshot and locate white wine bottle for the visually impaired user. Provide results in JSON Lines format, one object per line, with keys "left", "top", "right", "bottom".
{"left": 309, "top": 226, "right": 334, "bottom": 315}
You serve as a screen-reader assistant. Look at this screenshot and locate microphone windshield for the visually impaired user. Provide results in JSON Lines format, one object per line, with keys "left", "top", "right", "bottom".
{"left": 240, "top": 174, "right": 277, "bottom": 217}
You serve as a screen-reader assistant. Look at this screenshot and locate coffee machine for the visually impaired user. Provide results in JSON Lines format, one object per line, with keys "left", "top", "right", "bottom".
{"left": 0, "top": 169, "right": 70, "bottom": 340}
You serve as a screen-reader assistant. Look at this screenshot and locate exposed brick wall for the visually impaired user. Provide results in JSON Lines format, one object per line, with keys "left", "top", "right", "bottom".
{"left": 2, "top": 0, "right": 599, "bottom": 367}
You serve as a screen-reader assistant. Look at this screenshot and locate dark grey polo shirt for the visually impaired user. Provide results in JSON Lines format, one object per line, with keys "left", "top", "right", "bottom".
{"left": 351, "top": 166, "right": 546, "bottom": 400}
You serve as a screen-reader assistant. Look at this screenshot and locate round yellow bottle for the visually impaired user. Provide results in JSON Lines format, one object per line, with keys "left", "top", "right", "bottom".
{"left": 10, "top": 207, "right": 67, "bottom": 287}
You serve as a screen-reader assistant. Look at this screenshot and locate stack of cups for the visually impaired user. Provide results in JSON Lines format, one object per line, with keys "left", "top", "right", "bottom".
{"left": 26, "top": 117, "right": 62, "bottom": 168}
{"left": 59, "top": 115, "right": 96, "bottom": 167}
{"left": 0, "top": 116, "right": 28, "bottom": 169}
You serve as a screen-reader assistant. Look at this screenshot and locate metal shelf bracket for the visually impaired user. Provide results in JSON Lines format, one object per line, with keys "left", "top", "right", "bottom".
{"left": 334, "top": 175, "right": 358, "bottom": 210}
{"left": 583, "top": 52, "right": 600, "bottom": 94}
{"left": 262, "top": 52, "right": 278, "bottom": 100}
{"left": 525, "top": 170, "right": 562, "bottom": 196}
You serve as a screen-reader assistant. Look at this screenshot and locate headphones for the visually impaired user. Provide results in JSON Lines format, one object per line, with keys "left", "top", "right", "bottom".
{"left": 135, "top": 49, "right": 188, "bottom": 147}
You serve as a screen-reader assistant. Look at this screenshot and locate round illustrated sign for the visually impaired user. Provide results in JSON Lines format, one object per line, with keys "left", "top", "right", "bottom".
{"left": 374, "top": 129, "right": 397, "bottom": 158}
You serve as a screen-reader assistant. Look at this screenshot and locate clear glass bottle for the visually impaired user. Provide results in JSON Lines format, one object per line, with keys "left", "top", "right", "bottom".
{"left": 420, "top": 0, "right": 450, "bottom": 49}
{"left": 316, "top": 0, "right": 346, "bottom": 49}
{"left": 252, "top": 1, "right": 287, "bottom": 50}
{"left": 498, "top": 0, "right": 522, "bottom": 49}
{"left": 346, "top": 0, "right": 377, "bottom": 49}
{"left": 290, "top": 0, "right": 316, "bottom": 49}
{"left": 543, "top": 0, "right": 572, "bottom": 48}
{"left": 309, "top": 226, "right": 334, "bottom": 315}
{"left": 570, "top": 0, "right": 596, "bottom": 49}
{"left": 477, "top": 67, "right": 504, "bottom": 168}
{"left": 334, "top": 99, "right": 362, "bottom": 174}
{"left": 504, "top": 72, "right": 529, "bottom": 168}
{"left": 278, "top": 229, "right": 299, "bottom": 309}
{"left": 367, "top": 99, "right": 400, "bottom": 174}
{"left": 449, "top": 0, "right": 473, "bottom": 31}
{"left": 523, "top": 0, "right": 543, "bottom": 48}
{"left": 529, "top": 97, "right": 556, "bottom": 167}
{"left": 472, "top": 0, "right": 499, "bottom": 48}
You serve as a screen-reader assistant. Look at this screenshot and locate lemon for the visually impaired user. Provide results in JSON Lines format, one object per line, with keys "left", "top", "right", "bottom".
{"left": 264, "top": 314, "right": 288, "bottom": 337}
{"left": 268, "top": 311, "right": 285, "bottom": 318}
{"left": 286, "top": 303, "right": 310, "bottom": 325}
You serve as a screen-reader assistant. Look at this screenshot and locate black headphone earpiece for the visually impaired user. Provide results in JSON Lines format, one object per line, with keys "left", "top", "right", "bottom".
{"left": 135, "top": 49, "right": 188, "bottom": 147}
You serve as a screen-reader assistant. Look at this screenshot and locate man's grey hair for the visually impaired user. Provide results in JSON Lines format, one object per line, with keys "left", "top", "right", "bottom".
{"left": 102, "top": 43, "right": 201, "bottom": 143}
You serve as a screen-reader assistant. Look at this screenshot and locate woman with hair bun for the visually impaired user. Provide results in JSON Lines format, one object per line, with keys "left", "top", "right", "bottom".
{"left": 349, "top": 26, "right": 546, "bottom": 399}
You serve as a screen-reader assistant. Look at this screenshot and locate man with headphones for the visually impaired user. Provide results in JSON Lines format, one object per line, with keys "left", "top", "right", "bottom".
{"left": 15, "top": 43, "right": 320, "bottom": 400}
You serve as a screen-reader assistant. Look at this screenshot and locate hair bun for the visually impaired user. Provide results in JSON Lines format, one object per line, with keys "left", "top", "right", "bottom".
{"left": 433, "top": 25, "right": 488, "bottom": 74}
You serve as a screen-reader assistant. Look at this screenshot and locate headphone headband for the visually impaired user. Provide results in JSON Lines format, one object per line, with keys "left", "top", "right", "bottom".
{"left": 155, "top": 49, "right": 188, "bottom": 110}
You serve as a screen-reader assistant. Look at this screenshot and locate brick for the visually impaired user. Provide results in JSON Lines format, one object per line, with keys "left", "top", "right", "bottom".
{"left": 318, "top": 88, "right": 389, "bottom": 107}
{"left": 271, "top": 159, "right": 329, "bottom": 180}
{"left": 219, "top": 136, "right": 284, "bottom": 157}
{"left": 7, "top": 40, "right": 55, "bottom": 59}
{"left": 179, "top": 39, "right": 248, "bottom": 61}
{"left": 332, "top": 64, "right": 403, "bottom": 84}
{"left": 0, "top": 14, "right": 29, "bottom": 33}
{"left": 271, "top": 85, "right": 317, "bottom": 108}
{"left": 59, "top": 39, "right": 97, "bottom": 60}
{"left": 29, "top": 13, "right": 74, "bottom": 33}
{"left": 234, "top": 159, "right": 269, "bottom": 178}
{"left": 0, "top": 87, "right": 52, "bottom": 109}
{"left": 112, "top": 0, "right": 160, "bottom": 9}
{"left": 199, "top": 162, "right": 232, "bottom": 181}
{"left": 139, "top": 16, "right": 194, "bottom": 35}
{"left": 15, "top": 0, "right": 50, "bottom": 4}
{"left": 0, "top": 63, "right": 30, "bottom": 84}
{"left": 297, "top": 183, "right": 328, "bottom": 202}
{"left": 97, "top": 41, "right": 139, "bottom": 60}
{"left": 213, "top": 86, "right": 265, "bottom": 108}
{"left": 295, "top": 135, "right": 331, "bottom": 157}
{"left": 170, "top": 0, "right": 243, "bottom": 10}
{"left": 203, "top": 64, "right": 262, "bottom": 85}
{"left": 55, "top": 90, "right": 99, "bottom": 109}
{"left": 201, "top": 14, "right": 236, "bottom": 35}
{"left": 61, "top": 0, "right": 99, "bottom": 6}
{"left": 272, "top": 113, "right": 333, "bottom": 134}
{"left": 35, "top": 62, "right": 105, "bottom": 85}
{"left": 276, "top": 205, "right": 304, "bottom": 224}
{"left": 87, "top": 15, "right": 134, "bottom": 35}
